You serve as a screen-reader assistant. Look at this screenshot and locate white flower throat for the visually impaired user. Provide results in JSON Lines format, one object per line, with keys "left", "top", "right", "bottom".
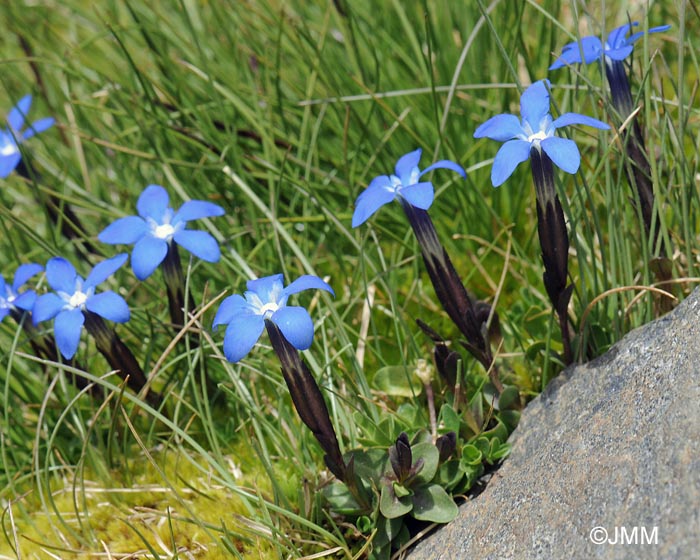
{"left": 154, "top": 223, "right": 176, "bottom": 239}
{"left": 0, "top": 137, "right": 18, "bottom": 156}
{"left": 259, "top": 302, "right": 280, "bottom": 318}
{"left": 69, "top": 290, "right": 88, "bottom": 309}
{"left": 149, "top": 209, "right": 179, "bottom": 241}
{"left": 527, "top": 130, "right": 549, "bottom": 143}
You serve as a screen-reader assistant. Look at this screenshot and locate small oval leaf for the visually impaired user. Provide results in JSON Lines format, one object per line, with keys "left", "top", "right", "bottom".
{"left": 373, "top": 365, "right": 423, "bottom": 397}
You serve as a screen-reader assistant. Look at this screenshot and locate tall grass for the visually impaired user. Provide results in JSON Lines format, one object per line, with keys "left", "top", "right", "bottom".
{"left": 1, "top": 0, "right": 697, "bottom": 557}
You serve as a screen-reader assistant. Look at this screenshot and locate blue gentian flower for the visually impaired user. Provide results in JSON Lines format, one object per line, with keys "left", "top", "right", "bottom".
{"left": 213, "top": 273, "right": 334, "bottom": 363}
{"left": 351, "top": 148, "right": 465, "bottom": 227}
{"left": 33, "top": 255, "right": 130, "bottom": 359}
{"left": 98, "top": 184, "right": 225, "bottom": 280}
{"left": 1, "top": 95, "right": 55, "bottom": 178}
{"left": 0, "top": 263, "right": 43, "bottom": 322}
{"left": 473, "top": 80, "right": 610, "bottom": 186}
{"left": 549, "top": 22, "right": 671, "bottom": 69}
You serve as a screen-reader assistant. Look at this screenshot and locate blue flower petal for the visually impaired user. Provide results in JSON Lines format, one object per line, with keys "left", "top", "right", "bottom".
{"left": 605, "top": 45, "right": 634, "bottom": 61}
{"left": 541, "top": 136, "right": 580, "bottom": 174}
{"left": 284, "top": 275, "right": 334, "bottom": 297}
{"left": 421, "top": 159, "right": 466, "bottom": 179}
{"left": 394, "top": 148, "right": 422, "bottom": 183}
{"left": 46, "top": 258, "right": 77, "bottom": 293}
{"left": 520, "top": 81, "right": 551, "bottom": 130}
{"left": 608, "top": 23, "right": 670, "bottom": 60}
{"left": 132, "top": 236, "right": 169, "bottom": 280}
{"left": 0, "top": 275, "right": 6, "bottom": 297}
{"left": 0, "top": 153, "right": 22, "bottom": 179}
{"left": 364, "top": 174, "right": 394, "bottom": 193}
{"left": 222, "top": 314, "right": 265, "bottom": 362}
{"left": 54, "top": 308, "right": 85, "bottom": 359}
{"left": 549, "top": 42, "right": 583, "bottom": 69}
{"left": 212, "top": 294, "right": 250, "bottom": 329}
{"left": 174, "top": 200, "right": 225, "bottom": 222}
{"left": 13, "top": 263, "right": 43, "bottom": 291}
{"left": 549, "top": 36, "right": 603, "bottom": 69}
{"left": 352, "top": 180, "right": 396, "bottom": 227}
{"left": 22, "top": 117, "right": 55, "bottom": 140}
{"left": 12, "top": 291, "right": 37, "bottom": 311}
{"left": 579, "top": 36, "right": 605, "bottom": 63}
{"left": 272, "top": 306, "right": 315, "bottom": 350}
{"left": 33, "top": 293, "right": 66, "bottom": 324}
{"left": 247, "top": 274, "right": 284, "bottom": 301}
{"left": 400, "top": 182, "right": 434, "bottom": 210}
{"left": 137, "top": 185, "right": 170, "bottom": 220}
{"left": 0, "top": 308, "right": 9, "bottom": 322}
{"left": 474, "top": 114, "right": 524, "bottom": 141}
{"left": 7, "top": 95, "right": 32, "bottom": 132}
{"left": 607, "top": 24, "right": 633, "bottom": 49}
{"left": 85, "top": 254, "right": 128, "bottom": 289}
{"left": 645, "top": 24, "right": 672, "bottom": 37}
{"left": 491, "top": 139, "right": 532, "bottom": 187}
{"left": 552, "top": 112, "right": 610, "bottom": 130}
{"left": 173, "top": 229, "right": 221, "bottom": 262}
{"left": 98, "top": 216, "right": 148, "bottom": 245}
{"left": 86, "top": 291, "right": 130, "bottom": 323}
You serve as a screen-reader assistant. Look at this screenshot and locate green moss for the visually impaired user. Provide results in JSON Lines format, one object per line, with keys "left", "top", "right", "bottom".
{"left": 0, "top": 447, "right": 278, "bottom": 559}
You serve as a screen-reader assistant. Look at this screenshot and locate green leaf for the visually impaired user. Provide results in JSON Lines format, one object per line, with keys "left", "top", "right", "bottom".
{"left": 323, "top": 481, "right": 364, "bottom": 515}
{"left": 373, "top": 365, "right": 423, "bottom": 398}
{"left": 481, "top": 419, "right": 509, "bottom": 442}
{"left": 411, "top": 484, "right": 459, "bottom": 523}
{"left": 469, "top": 392, "right": 484, "bottom": 429}
{"left": 410, "top": 429, "right": 433, "bottom": 445}
{"left": 460, "top": 444, "right": 483, "bottom": 467}
{"left": 380, "top": 514, "right": 404, "bottom": 546}
{"left": 439, "top": 403, "right": 461, "bottom": 434}
{"left": 435, "top": 460, "right": 465, "bottom": 491}
{"left": 498, "top": 409, "right": 521, "bottom": 432}
{"left": 393, "top": 481, "right": 412, "bottom": 498}
{"left": 410, "top": 442, "right": 440, "bottom": 484}
{"left": 353, "top": 411, "right": 383, "bottom": 446}
{"left": 461, "top": 405, "right": 481, "bottom": 436}
{"left": 396, "top": 403, "right": 424, "bottom": 429}
{"left": 356, "top": 515, "right": 373, "bottom": 534}
{"left": 349, "top": 448, "right": 389, "bottom": 485}
{"left": 377, "top": 416, "right": 400, "bottom": 446}
{"left": 380, "top": 482, "right": 413, "bottom": 519}
{"left": 498, "top": 385, "right": 521, "bottom": 410}
{"left": 460, "top": 462, "right": 485, "bottom": 489}
{"left": 490, "top": 441, "right": 512, "bottom": 461}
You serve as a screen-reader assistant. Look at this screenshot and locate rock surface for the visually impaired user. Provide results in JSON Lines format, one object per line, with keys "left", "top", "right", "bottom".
{"left": 408, "top": 288, "right": 700, "bottom": 560}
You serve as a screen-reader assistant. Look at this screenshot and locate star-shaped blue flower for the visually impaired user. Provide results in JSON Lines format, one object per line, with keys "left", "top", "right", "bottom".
{"left": 549, "top": 22, "right": 671, "bottom": 69}
{"left": 33, "top": 255, "right": 130, "bottom": 359}
{"left": 98, "top": 185, "right": 225, "bottom": 280}
{"left": 351, "top": 148, "right": 466, "bottom": 227}
{"left": 213, "top": 273, "right": 334, "bottom": 363}
{"left": 0, "top": 263, "right": 43, "bottom": 322}
{"left": 1, "top": 95, "right": 55, "bottom": 178}
{"left": 473, "top": 80, "right": 610, "bottom": 186}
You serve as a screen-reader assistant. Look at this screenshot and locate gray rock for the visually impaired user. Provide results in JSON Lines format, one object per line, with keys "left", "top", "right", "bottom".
{"left": 408, "top": 288, "right": 700, "bottom": 560}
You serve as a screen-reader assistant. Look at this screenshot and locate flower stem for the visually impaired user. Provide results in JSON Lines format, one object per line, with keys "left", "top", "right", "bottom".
{"left": 160, "top": 243, "right": 218, "bottom": 398}
{"left": 605, "top": 58, "right": 669, "bottom": 265}
{"left": 530, "top": 147, "right": 573, "bottom": 365}
{"left": 83, "top": 311, "right": 162, "bottom": 407}
{"left": 160, "top": 243, "right": 189, "bottom": 331}
{"left": 265, "top": 319, "right": 347, "bottom": 482}
{"left": 400, "top": 200, "right": 502, "bottom": 391}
